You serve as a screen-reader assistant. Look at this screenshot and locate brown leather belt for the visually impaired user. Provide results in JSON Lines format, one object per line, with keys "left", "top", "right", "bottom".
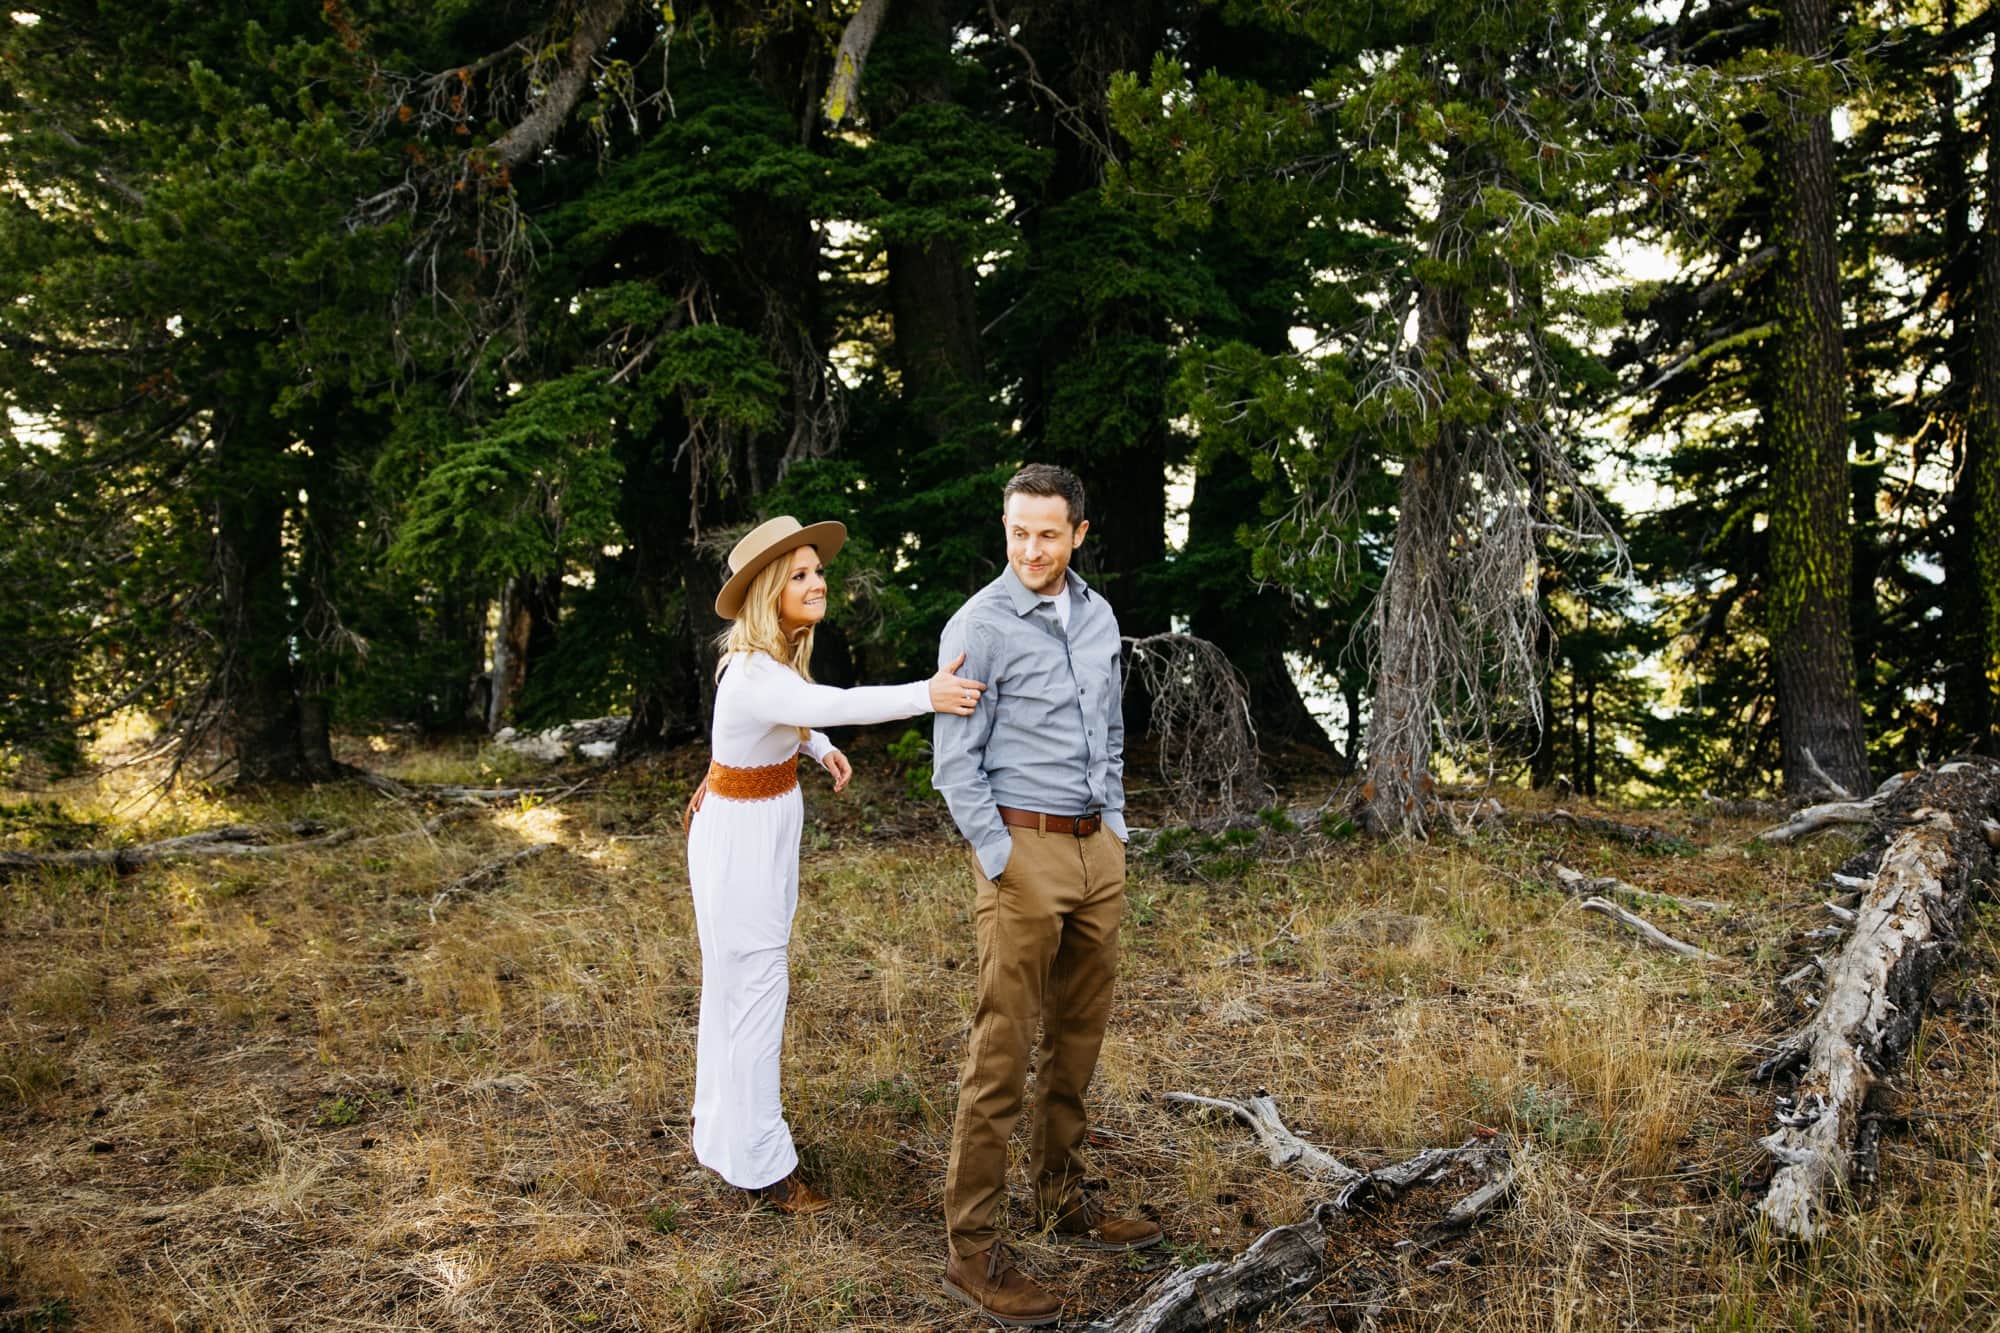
{"left": 997, "top": 805, "right": 1102, "bottom": 837}
{"left": 684, "top": 755, "right": 801, "bottom": 835}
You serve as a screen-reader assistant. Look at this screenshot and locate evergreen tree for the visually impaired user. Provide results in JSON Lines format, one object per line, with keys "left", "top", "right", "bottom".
{"left": 1113, "top": 0, "right": 1645, "bottom": 831}
{"left": 1765, "top": 0, "right": 1871, "bottom": 795}
{"left": 1, "top": 3, "right": 409, "bottom": 780}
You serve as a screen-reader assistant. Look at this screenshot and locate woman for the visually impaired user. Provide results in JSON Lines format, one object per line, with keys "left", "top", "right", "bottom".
{"left": 686, "top": 515, "right": 984, "bottom": 1214}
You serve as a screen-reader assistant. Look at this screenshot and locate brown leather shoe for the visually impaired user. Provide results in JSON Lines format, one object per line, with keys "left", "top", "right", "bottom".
{"left": 1043, "top": 1195, "right": 1163, "bottom": 1251}
{"left": 942, "top": 1243, "right": 1061, "bottom": 1327}
{"left": 745, "top": 1172, "right": 830, "bottom": 1215}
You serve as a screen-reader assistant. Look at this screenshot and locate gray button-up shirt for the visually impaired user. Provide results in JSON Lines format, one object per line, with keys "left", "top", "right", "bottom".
{"left": 933, "top": 565, "right": 1128, "bottom": 880}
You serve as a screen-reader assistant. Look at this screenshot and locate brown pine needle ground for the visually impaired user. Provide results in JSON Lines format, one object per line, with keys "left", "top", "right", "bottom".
{"left": 2, "top": 737, "right": 1996, "bottom": 1330}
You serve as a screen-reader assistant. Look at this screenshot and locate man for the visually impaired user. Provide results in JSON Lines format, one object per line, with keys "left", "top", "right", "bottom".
{"left": 932, "top": 464, "right": 1163, "bottom": 1328}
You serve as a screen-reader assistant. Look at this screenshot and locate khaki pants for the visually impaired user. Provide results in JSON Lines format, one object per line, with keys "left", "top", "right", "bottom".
{"left": 944, "top": 822, "right": 1125, "bottom": 1258}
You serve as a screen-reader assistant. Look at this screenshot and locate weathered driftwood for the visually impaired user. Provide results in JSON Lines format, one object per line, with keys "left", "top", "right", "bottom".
{"left": 1160, "top": 1091, "right": 1363, "bottom": 1185}
{"left": 1553, "top": 864, "right": 1729, "bottom": 913}
{"left": 1110, "top": 1091, "right": 1515, "bottom": 1332}
{"left": 1574, "top": 896, "right": 1719, "bottom": 961}
{"left": 0, "top": 821, "right": 355, "bottom": 876}
{"left": 1079, "top": 1216, "right": 1329, "bottom": 1333}
{"left": 1391, "top": 1143, "right": 1518, "bottom": 1257}
{"left": 1754, "top": 761, "right": 2000, "bottom": 1241}
{"left": 428, "top": 844, "right": 558, "bottom": 921}
{"left": 1753, "top": 771, "right": 1913, "bottom": 844}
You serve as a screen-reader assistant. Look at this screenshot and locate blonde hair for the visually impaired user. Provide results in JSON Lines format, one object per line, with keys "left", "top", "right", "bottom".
{"left": 715, "top": 547, "right": 818, "bottom": 741}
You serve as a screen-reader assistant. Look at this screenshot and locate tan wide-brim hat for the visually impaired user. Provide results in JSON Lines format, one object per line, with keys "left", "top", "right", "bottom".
{"left": 713, "top": 516, "right": 847, "bottom": 620}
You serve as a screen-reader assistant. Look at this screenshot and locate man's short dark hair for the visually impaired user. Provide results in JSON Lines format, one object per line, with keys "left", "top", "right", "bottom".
{"left": 1003, "top": 463, "right": 1086, "bottom": 528}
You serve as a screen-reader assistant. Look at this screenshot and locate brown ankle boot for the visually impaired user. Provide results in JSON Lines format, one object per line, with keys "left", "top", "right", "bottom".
{"left": 942, "top": 1243, "right": 1061, "bottom": 1327}
{"left": 1042, "top": 1195, "right": 1163, "bottom": 1251}
{"left": 745, "top": 1172, "right": 830, "bottom": 1215}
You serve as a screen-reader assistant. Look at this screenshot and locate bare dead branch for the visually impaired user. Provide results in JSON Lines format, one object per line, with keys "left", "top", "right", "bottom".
{"left": 1552, "top": 864, "right": 1729, "bottom": 913}
{"left": 1159, "top": 1091, "right": 1363, "bottom": 1186}
{"left": 428, "top": 845, "right": 559, "bottom": 922}
{"left": 1802, "top": 746, "right": 1855, "bottom": 801}
{"left": 1753, "top": 800, "right": 1884, "bottom": 844}
{"left": 1575, "top": 896, "right": 1720, "bottom": 961}
{"left": 487, "top": 0, "right": 636, "bottom": 170}
{"left": 1099, "top": 1092, "right": 1516, "bottom": 1333}
{"left": 820, "top": 0, "right": 892, "bottom": 125}
{"left": 1123, "top": 634, "right": 1259, "bottom": 823}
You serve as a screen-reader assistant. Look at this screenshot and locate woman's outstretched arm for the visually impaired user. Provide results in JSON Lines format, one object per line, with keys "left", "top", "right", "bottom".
{"left": 731, "top": 652, "right": 984, "bottom": 731}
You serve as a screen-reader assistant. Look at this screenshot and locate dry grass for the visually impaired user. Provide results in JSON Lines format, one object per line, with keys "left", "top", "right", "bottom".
{"left": 2, "top": 743, "right": 1996, "bottom": 1330}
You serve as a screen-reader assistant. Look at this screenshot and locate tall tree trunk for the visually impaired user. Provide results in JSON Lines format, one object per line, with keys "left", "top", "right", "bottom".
{"left": 1526, "top": 444, "right": 1559, "bottom": 789}
{"left": 616, "top": 404, "right": 707, "bottom": 751}
{"left": 1003, "top": 0, "right": 1174, "bottom": 640}
{"left": 294, "top": 436, "right": 348, "bottom": 779}
{"left": 1766, "top": 0, "right": 1871, "bottom": 796}
{"left": 1362, "top": 165, "right": 1475, "bottom": 835}
{"left": 889, "top": 235, "right": 984, "bottom": 441}
{"left": 212, "top": 407, "right": 307, "bottom": 785}
{"left": 1943, "top": 63, "right": 2000, "bottom": 754}
{"left": 1581, "top": 677, "right": 1599, "bottom": 798}
{"left": 881, "top": 0, "right": 985, "bottom": 444}
{"left": 1364, "top": 444, "right": 1456, "bottom": 833}
{"left": 487, "top": 573, "right": 560, "bottom": 733}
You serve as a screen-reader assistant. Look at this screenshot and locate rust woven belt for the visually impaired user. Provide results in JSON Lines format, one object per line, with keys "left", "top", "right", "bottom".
{"left": 683, "top": 755, "right": 801, "bottom": 835}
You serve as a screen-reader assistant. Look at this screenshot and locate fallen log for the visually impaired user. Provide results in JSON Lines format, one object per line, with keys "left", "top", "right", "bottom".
{"left": 0, "top": 821, "right": 355, "bottom": 876}
{"left": 1753, "top": 760, "right": 2000, "bottom": 1241}
{"left": 1106, "top": 1091, "right": 1515, "bottom": 1332}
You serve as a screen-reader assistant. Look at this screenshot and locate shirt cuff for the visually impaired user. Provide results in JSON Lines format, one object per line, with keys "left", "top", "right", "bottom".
{"left": 1103, "top": 810, "right": 1129, "bottom": 843}
{"left": 802, "top": 731, "right": 834, "bottom": 762}
{"left": 974, "top": 832, "right": 1012, "bottom": 881}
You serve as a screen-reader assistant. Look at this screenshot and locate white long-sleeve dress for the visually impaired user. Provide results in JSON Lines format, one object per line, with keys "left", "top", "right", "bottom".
{"left": 687, "top": 650, "right": 933, "bottom": 1189}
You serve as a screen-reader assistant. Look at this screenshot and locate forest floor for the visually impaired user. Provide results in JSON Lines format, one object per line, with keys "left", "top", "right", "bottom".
{"left": 1, "top": 734, "right": 1996, "bottom": 1332}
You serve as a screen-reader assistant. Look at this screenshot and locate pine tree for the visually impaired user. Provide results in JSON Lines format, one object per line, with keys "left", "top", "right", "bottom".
{"left": 1113, "top": 0, "right": 1646, "bottom": 832}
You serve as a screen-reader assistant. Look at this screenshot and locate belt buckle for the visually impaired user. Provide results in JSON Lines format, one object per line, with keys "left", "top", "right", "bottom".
{"left": 1075, "top": 813, "right": 1100, "bottom": 838}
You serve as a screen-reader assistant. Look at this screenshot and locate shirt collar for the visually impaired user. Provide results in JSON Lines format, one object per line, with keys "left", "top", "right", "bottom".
{"left": 1001, "top": 563, "right": 1091, "bottom": 617}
